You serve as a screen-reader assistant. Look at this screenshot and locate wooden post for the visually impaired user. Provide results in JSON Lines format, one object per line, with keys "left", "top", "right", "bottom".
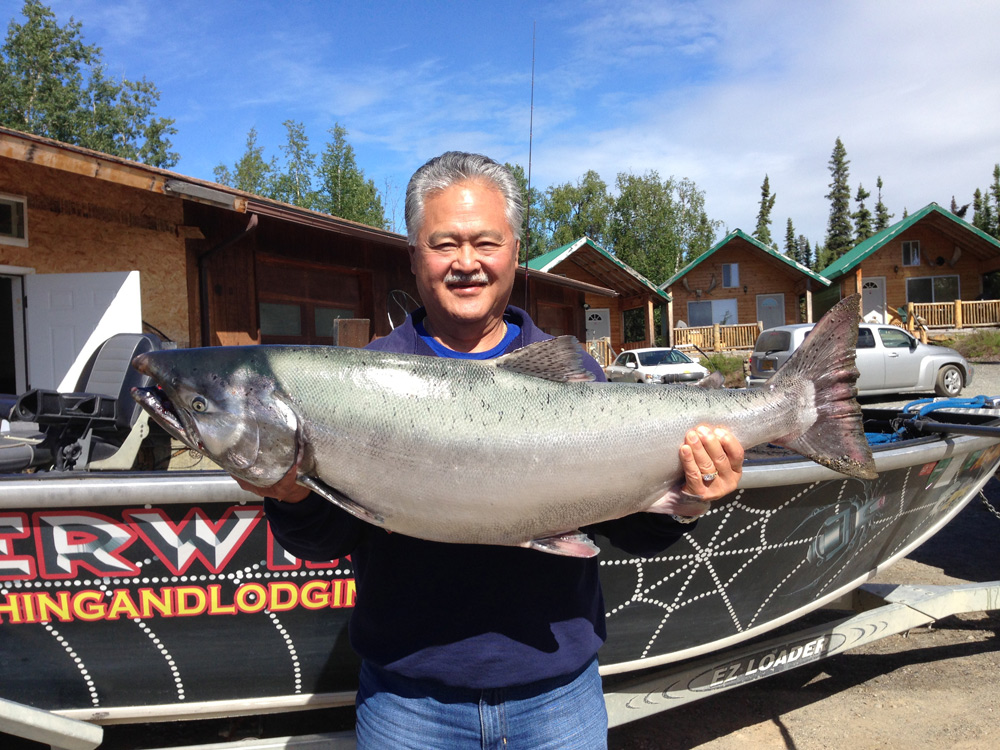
{"left": 713, "top": 323, "right": 722, "bottom": 352}
{"left": 906, "top": 302, "right": 915, "bottom": 333}
{"left": 955, "top": 299, "right": 963, "bottom": 329}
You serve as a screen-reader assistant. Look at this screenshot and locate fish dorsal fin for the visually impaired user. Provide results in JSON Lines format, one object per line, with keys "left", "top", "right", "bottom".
{"left": 495, "top": 336, "right": 595, "bottom": 382}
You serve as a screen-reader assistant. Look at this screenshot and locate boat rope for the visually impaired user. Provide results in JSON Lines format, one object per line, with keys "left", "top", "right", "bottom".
{"left": 902, "top": 395, "right": 991, "bottom": 418}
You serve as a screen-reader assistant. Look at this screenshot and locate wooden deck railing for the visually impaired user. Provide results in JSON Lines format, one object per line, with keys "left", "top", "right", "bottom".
{"left": 906, "top": 300, "right": 1000, "bottom": 330}
{"left": 673, "top": 322, "right": 762, "bottom": 352}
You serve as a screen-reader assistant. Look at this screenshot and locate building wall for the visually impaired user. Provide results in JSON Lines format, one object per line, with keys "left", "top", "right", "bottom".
{"left": 0, "top": 160, "right": 190, "bottom": 345}
{"left": 669, "top": 240, "right": 811, "bottom": 327}
{"left": 836, "top": 224, "right": 984, "bottom": 305}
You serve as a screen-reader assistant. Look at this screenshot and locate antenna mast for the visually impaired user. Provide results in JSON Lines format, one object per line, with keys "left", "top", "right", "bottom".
{"left": 522, "top": 22, "right": 536, "bottom": 312}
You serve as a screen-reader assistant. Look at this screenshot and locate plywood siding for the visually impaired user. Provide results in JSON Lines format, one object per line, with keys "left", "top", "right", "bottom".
{"left": 837, "top": 224, "right": 984, "bottom": 305}
{"left": 0, "top": 160, "right": 190, "bottom": 344}
{"left": 670, "top": 239, "right": 815, "bottom": 327}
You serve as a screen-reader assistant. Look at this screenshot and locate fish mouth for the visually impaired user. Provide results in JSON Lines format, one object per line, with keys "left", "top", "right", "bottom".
{"left": 131, "top": 386, "right": 202, "bottom": 452}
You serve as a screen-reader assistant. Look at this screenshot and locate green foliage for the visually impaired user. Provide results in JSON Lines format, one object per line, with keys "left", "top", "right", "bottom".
{"left": 504, "top": 162, "right": 545, "bottom": 261}
{"left": 608, "top": 171, "right": 719, "bottom": 285}
{"left": 796, "top": 235, "right": 813, "bottom": 269}
{"left": 950, "top": 328, "right": 1000, "bottom": 361}
{"left": 0, "top": 0, "right": 177, "bottom": 166}
{"left": 972, "top": 165, "right": 1000, "bottom": 239}
{"left": 271, "top": 120, "right": 318, "bottom": 209}
{"left": 214, "top": 122, "right": 387, "bottom": 229}
{"left": 316, "top": 124, "right": 386, "bottom": 228}
{"left": 543, "top": 170, "right": 611, "bottom": 248}
{"left": 697, "top": 352, "right": 747, "bottom": 388}
{"left": 213, "top": 127, "right": 276, "bottom": 195}
{"left": 873, "top": 176, "right": 893, "bottom": 232}
{"left": 753, "top": 174, "right": 776, "bottom": 247}
{"left": 825, "top": 137, "right": 854, "bottom": 259}
{"left": 783, "top": 218, "right": 796, "bottom": 258}
{"left": 852, "top": 183, "right": 873, "bottom": 242}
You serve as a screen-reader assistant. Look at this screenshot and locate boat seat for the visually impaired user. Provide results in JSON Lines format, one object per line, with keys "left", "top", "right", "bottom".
{"left": 0, "top": 333, "right": 162, "bottom": 472}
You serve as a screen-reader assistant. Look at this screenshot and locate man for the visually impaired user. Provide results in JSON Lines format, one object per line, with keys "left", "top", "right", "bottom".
{"left": 242, "top": 152, "right": 743, "bottom": 748}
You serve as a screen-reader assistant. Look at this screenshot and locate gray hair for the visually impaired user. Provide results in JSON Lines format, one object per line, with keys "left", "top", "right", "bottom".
{"left": 404, "top": 151, "right": 524, "bottom": 245}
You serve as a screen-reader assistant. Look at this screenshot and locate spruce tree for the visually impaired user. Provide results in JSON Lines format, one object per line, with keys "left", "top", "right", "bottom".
{"left": 825, "top": 138, "right": 854, "bottom": 258}
{"left": 874, "top": 176, "right": 893, "bottom": 232}
{"left": 797, "top": 235, "right": 813, "bottom": 269}
{"left": 753, "top": 174, "right": 777, "bottom": 247}
{"left": 852, "top": 184, "right": 873, "bottom": 242}
{"left": 784, "top": 218, "right": 796, "bottom": 258}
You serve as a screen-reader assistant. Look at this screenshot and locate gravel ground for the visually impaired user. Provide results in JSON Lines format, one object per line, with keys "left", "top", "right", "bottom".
{"left": 610, "top": 362, "right": 1000, "bottom": 749}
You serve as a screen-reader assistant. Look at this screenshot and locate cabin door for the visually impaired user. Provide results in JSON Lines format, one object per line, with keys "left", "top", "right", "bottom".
{"left": 756, "top": 294, "right": 785, "bottom": 330}
{"left": 861, "top": 278, "right": 887, "bottom": 323}
{"left": 585, "top": 308, "right": 611, "bottom": 341}
{"left": 23, "top": 271, "right": 142, "bottom": 391}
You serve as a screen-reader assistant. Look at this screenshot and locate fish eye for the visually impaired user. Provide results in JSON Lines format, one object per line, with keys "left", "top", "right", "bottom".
{"left": 191, "top": 396, "right": 208, "bottom": 413}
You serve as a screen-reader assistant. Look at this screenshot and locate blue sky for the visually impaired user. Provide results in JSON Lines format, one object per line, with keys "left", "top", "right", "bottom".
{"left": 20, "top": 0, "right": 1000, "bottom": 245}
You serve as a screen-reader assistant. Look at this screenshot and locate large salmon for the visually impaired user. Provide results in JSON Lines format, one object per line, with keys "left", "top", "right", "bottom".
{"left": 132, "top": 295, "right": 875, "bottom": 557}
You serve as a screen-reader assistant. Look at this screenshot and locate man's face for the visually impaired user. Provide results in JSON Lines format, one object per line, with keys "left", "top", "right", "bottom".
{"left": 409, "top": 180, "right": 520, "bottom": 334}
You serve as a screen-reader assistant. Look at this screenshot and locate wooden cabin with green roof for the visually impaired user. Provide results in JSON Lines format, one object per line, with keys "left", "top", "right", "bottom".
{"left": 818, "top": 203, "right": 1000, "bottom": 331}
{"left": 660, "top": 229, "right": 830, "bottom": 349}
{"left": 527, "top": 237, "right": 670, "bottom": 361}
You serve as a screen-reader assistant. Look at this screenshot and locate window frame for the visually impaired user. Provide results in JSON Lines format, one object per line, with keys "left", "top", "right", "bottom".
{"left": 0, "top": 193, "right": 28, "bottom": 247}
{"left": 722, "top": 263, "right": 739, "bottom": 288}
{"left": 901, "top": 240, "right": 921, "bottom": 267}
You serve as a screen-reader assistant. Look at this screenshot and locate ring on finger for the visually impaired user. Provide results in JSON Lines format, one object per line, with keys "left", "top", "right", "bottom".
{"left": 702, "top": 472, "right": 718, "bottom": 482}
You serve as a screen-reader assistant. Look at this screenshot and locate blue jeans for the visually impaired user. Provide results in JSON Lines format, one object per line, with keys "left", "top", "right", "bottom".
{"left": 355, "top": 658, "right": 608, "bottom": 749}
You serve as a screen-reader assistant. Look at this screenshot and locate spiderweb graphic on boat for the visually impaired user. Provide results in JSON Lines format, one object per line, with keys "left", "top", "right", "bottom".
{"left": 598, "top": 447, "right": 993, "bottom": 668}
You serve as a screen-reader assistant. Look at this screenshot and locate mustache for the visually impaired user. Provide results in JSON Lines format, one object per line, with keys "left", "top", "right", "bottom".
{"left": 444, "top": 271, "right": 489, "bottom": 285}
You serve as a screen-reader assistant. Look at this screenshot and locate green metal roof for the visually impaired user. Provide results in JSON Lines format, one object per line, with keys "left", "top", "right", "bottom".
{"left": 819, "top": 203, "right": 1000, "bottom": 279}
{"left": 661, "top": 229, "right": 830, "bottom": 289}
{"left": 527, "top": 236, "right": 670, "bottom": 302}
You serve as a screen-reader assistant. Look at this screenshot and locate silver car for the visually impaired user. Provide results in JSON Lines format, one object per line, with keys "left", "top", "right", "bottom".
{"left": 746, "top": 323, "right": 973, "bottom": 397}
{"left": 604, "top": 347, "right": 710, "bottom": 384}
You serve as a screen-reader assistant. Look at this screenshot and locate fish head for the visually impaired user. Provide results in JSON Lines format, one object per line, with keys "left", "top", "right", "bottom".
{"left": 131, "top": 349, "right": 301, "bottom": 486}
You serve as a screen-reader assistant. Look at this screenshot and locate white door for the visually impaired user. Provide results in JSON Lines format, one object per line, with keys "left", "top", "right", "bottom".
{"left": 861, "top": 278, "right": 886, "bottom": 323}
{"left": 586, "top": 308, "right": 611, "bottom": 340}
{"left": 24, "top": 271, "right": 142, "bottom": 391}
{"left": 756, "top": 294, "right": 785, "bottom": 330}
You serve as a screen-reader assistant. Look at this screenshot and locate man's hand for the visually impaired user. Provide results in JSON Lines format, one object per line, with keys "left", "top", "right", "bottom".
{"left": 679, "top": 425, "right": 743, "bottom": 503}
{"left": 233, "top": 463, "right": 311, "bottom": 503}
{"left": 646, "top": 425, "right": 744, "bottom": 520}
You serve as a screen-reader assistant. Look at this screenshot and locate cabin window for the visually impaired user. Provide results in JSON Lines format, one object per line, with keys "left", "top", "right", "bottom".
{"left": 722, "top": 263, "right": 739, "bottom": 288}
{"left": 260, "top": 303, "right": 303, "bottom": 337}
{"left": 901, "top": 240, "right": 921, "bottom": 267}
{"left": 906, "top": 275, "right": 959, "bottom": 304}
{"left": 0, "top": 194, "right": 27, "bottom": 247}
{"left": 688, "top": 298, "right": 737, "bottom": 327}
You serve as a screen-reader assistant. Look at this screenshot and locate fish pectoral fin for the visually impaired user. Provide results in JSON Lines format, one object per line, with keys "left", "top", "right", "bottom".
{"left": 523, "top": 531, "right": 600, "bottom": 558}
{"left": 495, "top": 336, "right": 595, "bottom": 382}
{"left": 297, "top": 476, "right": 386, "bottom": 527}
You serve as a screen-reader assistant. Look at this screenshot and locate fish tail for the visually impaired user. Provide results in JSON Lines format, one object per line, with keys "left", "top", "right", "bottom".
{"left": 768, "top": 294, "right": 877, "bottom": 479}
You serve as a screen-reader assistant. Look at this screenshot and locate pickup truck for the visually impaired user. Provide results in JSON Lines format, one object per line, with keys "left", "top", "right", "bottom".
{"left": 746, "top": 323, "right": 973, "bottom": 397}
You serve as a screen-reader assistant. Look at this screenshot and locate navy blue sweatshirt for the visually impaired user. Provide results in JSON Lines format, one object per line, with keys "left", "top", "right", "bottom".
{"left": 264, "top": 306, "right": 689, "bottom": 689}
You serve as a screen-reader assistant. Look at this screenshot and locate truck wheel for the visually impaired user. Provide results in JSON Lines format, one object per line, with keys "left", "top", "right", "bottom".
{"left": 934, "top": 364, "right": 964, "bottom": 397}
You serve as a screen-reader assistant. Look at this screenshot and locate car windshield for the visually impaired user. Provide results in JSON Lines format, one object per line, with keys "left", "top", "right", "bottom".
{"left": 754, "top": 330, "right": 792, "bottom": 353}
{"left": 637, "top": 350, "right": 692, "bottom": 366}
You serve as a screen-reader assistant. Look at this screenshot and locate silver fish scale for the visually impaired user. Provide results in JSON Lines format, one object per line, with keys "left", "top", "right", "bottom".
{"left": 257, "top": 347, "right": 814, "bottom": 547}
